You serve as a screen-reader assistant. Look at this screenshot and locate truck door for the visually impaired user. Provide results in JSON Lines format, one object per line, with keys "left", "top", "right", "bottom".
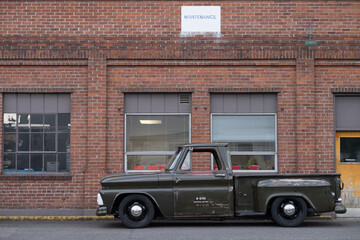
{"left": 173, "top": 148, "right": 233, "bottom": 217}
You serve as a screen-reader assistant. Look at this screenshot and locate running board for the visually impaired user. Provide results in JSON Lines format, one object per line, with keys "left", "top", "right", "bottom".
{"left": 236, "top": 211, "right": 266, "bottom": 217}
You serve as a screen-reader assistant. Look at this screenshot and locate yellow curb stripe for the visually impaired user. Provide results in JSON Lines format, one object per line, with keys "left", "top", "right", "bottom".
{"left": 0, "top": 216, "right": 114, "bottom": 221}
{"left": 307, "top": 216, "right": 333, "bottom": 220}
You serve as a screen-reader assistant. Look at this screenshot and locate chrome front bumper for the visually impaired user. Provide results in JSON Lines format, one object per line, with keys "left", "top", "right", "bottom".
{"left": 96, "top": 206, "right": 108, "bottom": 216}
{"left": 335, "top": 204, "right": 347, "bottom": 214}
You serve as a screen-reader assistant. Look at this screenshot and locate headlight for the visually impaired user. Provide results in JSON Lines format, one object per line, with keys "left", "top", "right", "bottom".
{"left": 97, "top": 193, "right": 104, "bottom": 206}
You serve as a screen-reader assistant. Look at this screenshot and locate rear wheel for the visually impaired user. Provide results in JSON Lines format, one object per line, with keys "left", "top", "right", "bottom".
{"left": 118, "top": 194, "right": 155, "bottom": 228}
{"left": 271, "top": 197, "right": 307, "bottom": 227}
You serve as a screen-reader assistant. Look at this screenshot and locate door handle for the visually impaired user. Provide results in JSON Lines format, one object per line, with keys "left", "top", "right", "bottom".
{"left": 215, "top": 173, "right": 226, "bottom": 177}
{"left": 175, "top": 176, "right": 181, "bottom": 183}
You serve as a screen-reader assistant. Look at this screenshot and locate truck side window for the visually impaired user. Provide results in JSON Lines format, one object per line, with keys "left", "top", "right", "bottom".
{"left": 212, "top": 152, "right": 222, "bottom": 171}
{"left": 180, "top": 149, "right": 222, "bottom": 171}
{"left": 180, "top": 151, "right": 191, "bottom": 171}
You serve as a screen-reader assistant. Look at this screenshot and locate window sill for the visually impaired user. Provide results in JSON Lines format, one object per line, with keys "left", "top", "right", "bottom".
{"left": 0, "top": 173, "right": 72, "bottom": 181}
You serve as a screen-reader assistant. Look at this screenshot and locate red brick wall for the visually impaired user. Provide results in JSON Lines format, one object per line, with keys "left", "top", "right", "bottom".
{"left": 107, "top": 65, "right": 297, "bottom": 173}
{"left": 315, "top": 66, "right": 360, "bottom": 172}
{"left": 0, "top": 1, "right": 359, "bottom": 209}
{"left": 0, "top": 66, "right": 88, "bottom": 209}
{"left": 1, "top": 1, "right": 359, "bottom": 45}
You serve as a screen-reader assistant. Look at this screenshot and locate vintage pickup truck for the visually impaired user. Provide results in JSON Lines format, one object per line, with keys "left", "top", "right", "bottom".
{"left": 96, "top": 143, "right": 346, "bottom": 228}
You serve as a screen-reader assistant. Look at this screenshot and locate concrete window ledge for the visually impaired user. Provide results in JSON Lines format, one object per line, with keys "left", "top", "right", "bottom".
{"left": 0, "top": 175, "right": 72, "bottom": 181}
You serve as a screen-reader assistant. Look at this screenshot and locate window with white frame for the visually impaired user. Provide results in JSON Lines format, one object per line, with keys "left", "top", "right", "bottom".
{"left": 3, "top": 94, "right": 71, "bottom": 173}
{"left": 211, "top": 94, "right": 277, "bottom": 171}
{"left": 125, "top": 93, "right": 191, "bottom": 171}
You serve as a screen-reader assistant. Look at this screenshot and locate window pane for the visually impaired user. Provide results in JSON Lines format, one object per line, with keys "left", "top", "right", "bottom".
{"left": 17, "top": 154, "right": 30, "bottom": 172}
{"left": 180, "top": 152, "right": 191, "bottom": 171}
{"left": 44, "top": 114, "right": 56, "bottom": 132}
{"left": 31, "top": 134, "right": 43, "bottom": 151}
{"left": 44, "top": 154, "right": 57, "bottom": 172}
{"left": 58, "top": 133, "right": 70, "bottom": 152}
{"left": 31, "top": 154, "right": 43, "bottom": 172}
{"left": 147, "top": 116, "right": 166, "bottom": 151}
{"left": 18, "top": 134, "right": 30, "bottom": 151}
{"left": 166, "top": 115, "right": 190, "bottom": 150}
{"left": 18, "top": 114, "right": 30, "bottom": 132}
{"left": 3, "top": 154, "right": 16, "bottom": 171}
{"left": 126, "top": 115, "right": 149, "bottom": 152}
{"left": 230, "top": 155, "right": 275, "bottom": 171}
{"left": 3, "top": 113, "right": 17, "bottom": 132}
{"left": 58, "top": 153, "right": 70, "bottom": 172}
{"left": 126, "top": 115, "right": 189, "bottom": 152}
{"left": 4, "top": 94, "right": 17, "bottom": 112}
{"left": 212, "top": 115, "right": 275, "bottom": 152}
{"left": 44, "top": 133, "right": 56, "bottom": 151}
{"left": 4, "top": 133, "right": 16, "bottom": 152}
{"left": 30, "top": 94, "right": 44, "bottom": 113}
{"left": 58, "top": 113, "right": 70, "bottom": 132}
{"left": 340, "top": 138, "right": 360, "bottom": 163}
{"left": 31, "top": 114, "right": 43, "bottom": 132}
{"left": 127, "top": 155, "right": 172, "bottom": 171}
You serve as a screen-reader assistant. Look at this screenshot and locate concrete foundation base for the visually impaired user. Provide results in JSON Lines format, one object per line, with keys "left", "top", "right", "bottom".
{"left": 0, "top": 209, "right": 97, "bottom": 216}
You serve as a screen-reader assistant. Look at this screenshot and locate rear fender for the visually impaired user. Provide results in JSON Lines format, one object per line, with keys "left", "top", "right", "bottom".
{"left": 264, "top": 193, "right": 317, "bottom": 214}
{"left": 257, "top": 178, "right": 333, "bottom": 214}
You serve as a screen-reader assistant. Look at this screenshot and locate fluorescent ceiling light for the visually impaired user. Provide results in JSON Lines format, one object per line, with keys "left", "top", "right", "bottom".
{"left": 139, "top": 120, "right": 162, "bottom": 125}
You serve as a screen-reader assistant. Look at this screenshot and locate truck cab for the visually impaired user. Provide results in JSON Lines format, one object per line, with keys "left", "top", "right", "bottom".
{"left": 166, "top": 143, "right": 234, "bottom": 217}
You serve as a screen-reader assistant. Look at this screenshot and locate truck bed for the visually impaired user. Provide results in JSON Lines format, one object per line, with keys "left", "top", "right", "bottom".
{"left": 233, "top": 173, "right": 341, "bottom": 216}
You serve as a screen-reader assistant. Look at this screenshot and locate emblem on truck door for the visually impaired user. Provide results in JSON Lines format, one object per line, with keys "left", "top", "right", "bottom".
{"left": 195, "top": 197, "right": 207, "bottom": 201}
{"left": 194, "top": 196, "right": 211, "bottom": 206}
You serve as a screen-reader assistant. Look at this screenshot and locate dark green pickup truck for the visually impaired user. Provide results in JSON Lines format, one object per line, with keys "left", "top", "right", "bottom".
{"left": 96, "top": 143, "right": 346, "bottom": 228}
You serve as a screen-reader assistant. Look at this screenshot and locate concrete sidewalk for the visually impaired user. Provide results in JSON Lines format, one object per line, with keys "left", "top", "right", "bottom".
{"left": 0, "top": 209, "right": 97, "bottom": 217}
{"left": 336, "top": 208, "right": 360, "bottom": 218}
{"left": 0, "top": 208, "right": 359, "bottom": 221}
{"left": 0, "top": 209, "right": 112, "bottom": 220}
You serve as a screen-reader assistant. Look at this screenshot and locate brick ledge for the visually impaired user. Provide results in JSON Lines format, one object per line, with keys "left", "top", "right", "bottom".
{"left": 332, "top": 88, "right": 360, "bottom": 93}
{"left": 121, "top": 87, "right": 195, "bottom": 93}
{"left": 0, "top": 174, "right": 72, "bottom": 181}
{"left": 0, "top": 87, "right": 75, "bottom": 93}
{"left": 209, "top": 87, "right": 282, "bottom": 93}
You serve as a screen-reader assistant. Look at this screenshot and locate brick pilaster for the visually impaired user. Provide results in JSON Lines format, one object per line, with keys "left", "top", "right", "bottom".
{"left": 295, "top": 58, "right": 316, "bottom": 173}
{"left": 84, "top": 50, "right": 107, "bottom": 208}
{"left": 191, "top": 90, "right": 211, "bottom": 170}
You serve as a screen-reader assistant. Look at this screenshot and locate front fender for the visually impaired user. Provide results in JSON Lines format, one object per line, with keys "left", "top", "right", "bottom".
{"left": 100, "top": 189, "right": 173, "bottom": 218}
{"left": 111, "top": 191, "right": 164, "bottom": 216}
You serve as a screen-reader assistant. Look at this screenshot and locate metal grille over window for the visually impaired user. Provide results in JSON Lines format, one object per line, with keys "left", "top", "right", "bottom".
{"left": 125, "top": 93, "right": 191, "bottom": 171}
{"left": 3, "top": 94, "right": 71, "bottom": 173}
{"left": 211, "top": 93, "right": 277, "bottom": 171}
{"left": 179, "top": 94, "right": 190, "bottom": 104}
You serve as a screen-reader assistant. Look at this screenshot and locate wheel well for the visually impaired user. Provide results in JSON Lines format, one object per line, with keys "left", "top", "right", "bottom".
{"left": 112, "top": 193, "right": 163, "bottom": 218}
{"left": 266, "top": 196, "right": 312, "bottom": 216}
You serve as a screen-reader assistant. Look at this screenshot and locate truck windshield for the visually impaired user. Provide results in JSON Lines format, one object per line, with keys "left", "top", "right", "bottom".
{"left": 166, "top": 148, "right": 182, "bottom": 170}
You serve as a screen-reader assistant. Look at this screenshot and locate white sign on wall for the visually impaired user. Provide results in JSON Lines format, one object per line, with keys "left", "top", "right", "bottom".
{"left": 181, "top": 6, "right": 221, "bottom": 33}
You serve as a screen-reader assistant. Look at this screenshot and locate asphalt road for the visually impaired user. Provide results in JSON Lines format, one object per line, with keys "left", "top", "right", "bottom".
{"left": 0, "top": 218, "right": 359, "bottom": 240}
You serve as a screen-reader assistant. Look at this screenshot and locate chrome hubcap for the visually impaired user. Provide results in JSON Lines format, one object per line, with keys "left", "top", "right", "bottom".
{"left": 283, "top": 203, "right": 296, "bottom": 216}
{"left": 130, "top": 205, "right": 143, "bottom": 217}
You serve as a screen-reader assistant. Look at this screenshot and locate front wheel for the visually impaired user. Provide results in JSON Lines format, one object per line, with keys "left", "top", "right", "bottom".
{"left": 118, "top": 194, "right": 155, "bottom": 228}
{"left": 271, "top": 197, "right": 307, "bottom": 227}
